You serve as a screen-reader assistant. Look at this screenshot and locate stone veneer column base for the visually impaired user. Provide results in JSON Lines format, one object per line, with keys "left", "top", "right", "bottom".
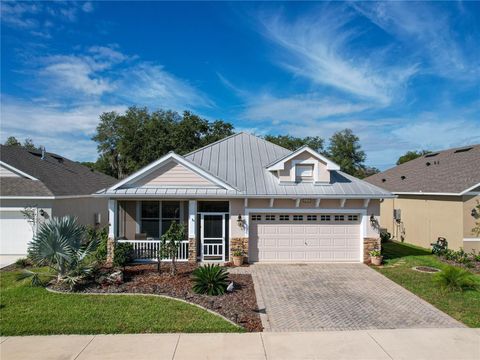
{"left": 106, "top": 237, "right": 115, "bottom": 267}
{"left": 363, "top": 237, "right": 381, "bottom": 263}
{"left": 188, "top": 237, "right": 197, "bottom": 263}
{"left": 230, "top": 237, "right": 249, "bottom": 263}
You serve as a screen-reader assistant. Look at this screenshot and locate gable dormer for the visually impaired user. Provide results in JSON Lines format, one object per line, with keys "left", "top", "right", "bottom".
{"left": 266, "top": 146, "right": 340, "bottom": 185}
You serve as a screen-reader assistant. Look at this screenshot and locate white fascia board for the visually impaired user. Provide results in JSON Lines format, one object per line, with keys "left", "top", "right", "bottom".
{"left": 0, "top": 161, "right": 38, "bottom": 180}
{"left": 107, "top": 152, "right": 236, "bottom": 191}
{"left": 460, "top": 183, "right": 480, "bottom": 195}
{"left": 0, "top": 196, "right": 55, "bottom": 200}
{"left": 463, "top": 238, "right": 480, "bottom": 242}
{"left": 266, "top": 146, "right": 340, "bottom": 171}
{"left": 98, "top": 193, "right": 389, "bottom": 200}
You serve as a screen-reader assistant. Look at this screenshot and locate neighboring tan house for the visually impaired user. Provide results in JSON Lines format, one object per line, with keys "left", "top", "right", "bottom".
{"left": 97, "top": 132, "right": 393, "bottom": 264}
{"left": 0, "top": 145, "right": 116, "bottom": 263}
{"left": 366, "top": 144, "right": 480, "bottom": 253}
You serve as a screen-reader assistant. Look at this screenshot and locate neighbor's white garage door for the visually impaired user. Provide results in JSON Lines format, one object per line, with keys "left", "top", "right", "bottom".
{"left": 249, "top": 213, "right": 361, "bottom": 262}
{"left": 0, "top": 210, "right": 33, "bottom": 255}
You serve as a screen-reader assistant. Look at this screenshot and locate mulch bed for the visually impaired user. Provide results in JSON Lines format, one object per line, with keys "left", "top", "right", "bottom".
{"left": 437, "top": 257, "right": 480, "bottom": 274}
{"left": 75, "top": 263, "right": 263, "bottom": 332}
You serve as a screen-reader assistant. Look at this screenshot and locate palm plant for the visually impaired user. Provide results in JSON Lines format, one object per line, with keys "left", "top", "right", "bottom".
{"left": 192, "top": 264, "right": 229, "bottom": 296}
{"left": 18, "top": 216, "right": 98, "bottom": 289}
{"left": 434, "top": 266, "right": 478, "bottom": 292}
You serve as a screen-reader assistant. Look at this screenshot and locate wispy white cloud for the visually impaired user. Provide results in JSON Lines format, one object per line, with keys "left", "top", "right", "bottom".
{"left": 242, "top": 93, "right": 371, "bottom": 123}
{"left": 259, "top": 6, "right": 418, "bottom": 105}
{"left": 352, "top": 2, "right": 479, "bottom": 80}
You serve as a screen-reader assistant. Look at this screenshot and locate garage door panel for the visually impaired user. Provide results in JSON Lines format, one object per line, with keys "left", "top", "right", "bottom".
{"left": 250, "top": 214, "right": 361, "bottom": 262}
{"left": 0, "top": 210, "right": 32, "bottom": 255}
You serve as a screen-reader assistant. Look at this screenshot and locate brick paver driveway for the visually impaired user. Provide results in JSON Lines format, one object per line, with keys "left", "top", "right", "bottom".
{"left": 231, "top": 264, "right": 463, "bottom": 332}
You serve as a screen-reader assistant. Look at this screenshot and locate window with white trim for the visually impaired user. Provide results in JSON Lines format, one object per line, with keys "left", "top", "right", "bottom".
{"left": 251, "top": 214, "right": 261, "bottom": 221}
{"left": 265, "top": 214, "right": 276, "bottom": 221}
{"left": 307, "top": 215, "right": 317, "bottom": 221}
{"left": 293, "top": 215, "right": 304, "bottom": 221}
{"left": 334, "top": 215, "right": 345, "bottom": 221}
{"left": 347, "top": 215, "right": 359, "bottom": 221}
{"left": 279, "top": 215, "right": 290, "bottom": 221}
{"left": 320, "top": 215, "right": 331, "bottom": 221}
{"left": 140, "top": 201, "right": 181, "bottom": 239}
{"left": 295, "top": 164, "right": 314, "bottom": 182}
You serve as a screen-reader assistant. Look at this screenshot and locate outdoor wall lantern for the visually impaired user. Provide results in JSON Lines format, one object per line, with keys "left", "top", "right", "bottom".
{"left": 472, "top": 208, "right": 479, "bottom": 219}
{"left": 237, "top": 215, "right": 244, "bottom": 228}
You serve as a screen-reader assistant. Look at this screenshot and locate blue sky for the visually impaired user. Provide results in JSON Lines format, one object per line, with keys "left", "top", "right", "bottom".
{"left": 1, "top": 1, "right": 479, "bottom": 169}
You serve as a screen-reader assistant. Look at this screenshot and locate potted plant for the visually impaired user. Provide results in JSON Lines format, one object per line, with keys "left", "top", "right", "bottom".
{"left": 369, "top": 249, "right": 383, "bottom": 266}
{"left": 232, "top": 248, "right": 244, "bottom": 266}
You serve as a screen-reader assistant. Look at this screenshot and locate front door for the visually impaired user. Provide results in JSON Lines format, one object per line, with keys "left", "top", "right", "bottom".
{"left": 201, "top": 213, "right": 225, "bottom": 262}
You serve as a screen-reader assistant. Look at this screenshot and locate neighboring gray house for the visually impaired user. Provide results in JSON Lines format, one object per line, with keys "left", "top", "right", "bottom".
{"left": 97, "top": 133, "right": 393, "bottom": 264}
{"left": 0, "top": 145, "right": 116, "bottom": 264}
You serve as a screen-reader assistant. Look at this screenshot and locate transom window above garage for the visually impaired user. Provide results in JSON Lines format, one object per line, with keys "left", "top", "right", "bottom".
{"left": 320, "top": 215, "right": 331, "bottom": 221}
{"left": 279, "top": 215, "right": 290, "bottom": 221}
{"left": 348, "top": 215, "right": 359, "bottom": 221}
{"left": 251, "top": 214, "right": 261, "bottom": 221}
{"left": 293, "top": 215, "right": 304, "bottom": 221}
{"left": 334, "top": 215, "right": 345, "bottom": 221}
{"left": 307, "top": 215, "right": 317, "bottom": 221}
{"left": 265, "top": 214, "right": 276, "bottom": 221}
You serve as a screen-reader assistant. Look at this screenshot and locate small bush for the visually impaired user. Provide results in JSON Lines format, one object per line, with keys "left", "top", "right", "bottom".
{"left": 192, "top": 264, "right": 229, "bottom": 296}
{"left": 113, "top": 243, "right": 134, "bottom": 267}
{"left": 380, "top": 231, "right": 391, "bottom": 243}
{"left": 86, "top": 226, "right": 109, "bottom": 263}
{"left": 15, "top": 257, "right": 32, "bottom": 268}
{"left": 434, "top": 266, "right": 477, "bottom": 292}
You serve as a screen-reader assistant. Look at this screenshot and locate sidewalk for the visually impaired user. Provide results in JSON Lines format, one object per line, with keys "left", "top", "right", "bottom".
{"left": 1, "top": 328, "right": 479, "bottom": 360}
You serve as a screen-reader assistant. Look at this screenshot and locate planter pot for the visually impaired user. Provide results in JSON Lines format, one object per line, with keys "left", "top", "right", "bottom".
{"left": 371, "top": 256, "right": 383, "bottom": 266}
{"left": 232, "top": 255, "right": 244, "bottom": 266}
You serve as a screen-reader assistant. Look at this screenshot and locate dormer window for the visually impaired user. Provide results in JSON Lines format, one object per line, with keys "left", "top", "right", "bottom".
{"left": 296, "top": 164, "right": 314, "bottom": 182}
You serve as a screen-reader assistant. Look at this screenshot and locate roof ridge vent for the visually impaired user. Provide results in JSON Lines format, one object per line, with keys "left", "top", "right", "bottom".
{"left": 425, "top": 153, "right": 439, "bottom": 158}
{"left": 454, "top": 147, "right": 473, "bottom": 153}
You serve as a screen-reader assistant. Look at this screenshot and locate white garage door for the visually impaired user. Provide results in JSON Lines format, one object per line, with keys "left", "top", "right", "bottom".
{"left": 0, "top": 210, "right": 33, "bottom": 255}
{"left": 249, "top": 213, "right": 361, "bottom": 262}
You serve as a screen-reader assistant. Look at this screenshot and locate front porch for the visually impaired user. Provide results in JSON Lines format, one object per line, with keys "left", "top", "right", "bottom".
{"left": 108, "top": 199, "right": 234, "bottom": 264}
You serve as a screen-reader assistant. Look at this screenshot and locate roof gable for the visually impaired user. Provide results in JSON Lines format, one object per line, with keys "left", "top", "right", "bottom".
{"left": 266, "top": 146, "right": 340, "bottom": 171}
{"left": 109, "top": 152, "right": 236, "bottom": 191}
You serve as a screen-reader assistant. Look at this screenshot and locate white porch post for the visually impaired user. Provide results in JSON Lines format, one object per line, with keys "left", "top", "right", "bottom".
{"left": 108, "top": 199, "right": 117, "bottom": 238}
{"left": 107, "top": 199, "right": 117, "bottom": 267}
{"left": 188, "top": 200, "right": 197, "bottom": 238}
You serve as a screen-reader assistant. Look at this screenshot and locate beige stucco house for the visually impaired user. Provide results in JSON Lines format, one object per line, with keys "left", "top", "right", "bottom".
{"left": 97, "top": 133, "right": 393, "bottom": 264}
{"left": 366, "top": 144, "right": 480, "bottom": 253}
{"left": 0, "top": 145, "right": 116, "bottom": 265}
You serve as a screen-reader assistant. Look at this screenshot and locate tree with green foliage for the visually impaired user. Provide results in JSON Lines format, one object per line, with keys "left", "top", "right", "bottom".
{"left": 327, "top": 129, "right": 366, "bottom": 177}
{"left": 92, "top": 107, "right": 234, "bottom": 178}
{"left": 264, "top": 135, "right": 324, "bottom": 153}
{"left": 158, "top": 221, "right": 186, "bottom": 275}
{"left": 396, "top": 150, "right": 431, "bottom": 165}
{"left": 4, "top": 136, "right": 40, "bottom": 151}
{"left": 4, "top": 136, "right": 21, "bottom": 147}
{"left": 472, "top": 201, "right": 480, "bottom": 237}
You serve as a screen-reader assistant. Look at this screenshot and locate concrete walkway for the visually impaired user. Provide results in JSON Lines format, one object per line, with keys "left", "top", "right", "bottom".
{"left": 1, "top": 328, "right": 478, "bottom": 360}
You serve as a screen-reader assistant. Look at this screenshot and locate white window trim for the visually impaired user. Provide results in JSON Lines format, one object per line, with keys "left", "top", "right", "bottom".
{"left": 291, "top": 160, "right": 318, "bottom": 182}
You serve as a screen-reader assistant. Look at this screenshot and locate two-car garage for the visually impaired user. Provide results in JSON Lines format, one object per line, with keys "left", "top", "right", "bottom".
{"left": 248, "top": 212, "right": 362, "bottom": 263}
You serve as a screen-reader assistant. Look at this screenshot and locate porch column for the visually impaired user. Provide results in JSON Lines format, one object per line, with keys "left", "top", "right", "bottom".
{"left": 106, "top": 199, "right": 117, "bottom": 266}
{"left": 188, "top": 200, "right": 197, "bottom": 263}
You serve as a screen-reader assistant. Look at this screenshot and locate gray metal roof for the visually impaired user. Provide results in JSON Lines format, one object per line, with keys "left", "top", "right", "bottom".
{"left": 104, "top": 132, "right": 391, "bottom": 198}
{"left": 366, "top": 143, "right": 480, "bottom": 194}
{"left": 184, "top": 133, "right": 391, "bottom": 198}
{"left": 0, "top": 145, "right": 117, "bottom": 196}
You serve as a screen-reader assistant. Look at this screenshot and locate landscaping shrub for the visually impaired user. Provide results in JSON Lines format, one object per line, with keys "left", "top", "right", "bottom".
{"left": 380, "top": 231, "right": 391, "bottom": 243}
{"left": 15, "top": 257, "right": 32, "bottom": 269}
{"left": 192, "top": 264, "right": 229, "bottom": 296}
{"left": 434, "top": 266, "right": 477, "bottom": 292}
{"left": 86, "top": 226, "right": 109, "bottom": 263}
{"left": 113, "top": 243, "right": 134, "bottom": 268}
{"left": 19, "top": 216, "right": 98, "bottom": 290}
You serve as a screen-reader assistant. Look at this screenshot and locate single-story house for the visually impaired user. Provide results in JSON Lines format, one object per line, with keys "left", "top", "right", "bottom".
{"left": 0, "top": 145, "right": 117, "bottom": 263}
{"left": 365, "top": 144, "right": 480, "bottom": 253}
{"left": 97, "top": 132, "right": 393, "bottom": 264}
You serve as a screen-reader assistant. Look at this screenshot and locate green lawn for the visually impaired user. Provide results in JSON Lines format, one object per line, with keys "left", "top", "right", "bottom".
{"left": 0, "top": 270, "right": 241, "bottom": 335}
{"left": 376, "top": 241, "right": 480, "bottom": 328}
